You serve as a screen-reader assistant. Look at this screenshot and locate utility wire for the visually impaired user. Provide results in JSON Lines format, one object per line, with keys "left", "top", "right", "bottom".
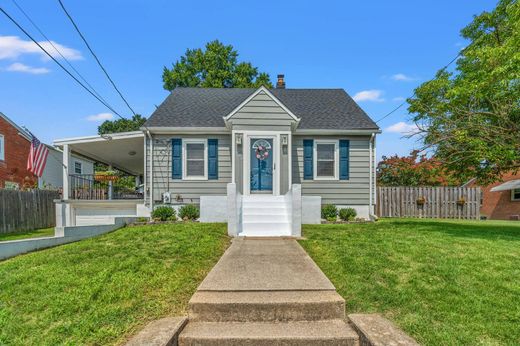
{"left": 57, "top": 0, "right": 137, "bottom": 116}
{"left": 375, "top": 46, "right": 468, "bottom": 124}
{"left": 10, "top": 0, "right": 112, "bottom": 109}
{"left": 0, "top": 6, "right": 125, "bottom": 118}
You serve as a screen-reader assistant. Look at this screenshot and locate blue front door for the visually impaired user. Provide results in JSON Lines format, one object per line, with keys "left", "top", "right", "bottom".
{"left": 250, "top": 138, "right": 273, "bottom": 192}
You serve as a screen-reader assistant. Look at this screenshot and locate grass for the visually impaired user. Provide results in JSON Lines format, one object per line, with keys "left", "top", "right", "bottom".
{"left": 299, "top": 219, "right": 520, "bottom": 346}
{"left": 0, "top": 222, "right": 229, "bottom": 346}
{"left": 0, "top": 228, "right": 55, "bottom": 242}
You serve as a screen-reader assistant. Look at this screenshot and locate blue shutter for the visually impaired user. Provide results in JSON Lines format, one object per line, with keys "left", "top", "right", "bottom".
{"left": 208, "top": 139, "right": 218, "bottom": 180}
{"left": 303, "top": 139, "right": 314, "bottom": 180}
{"left": 172, "top": 138, "right": 182, "bottom": 179}
{"left": 339, "top": 140, "right": 350, "bottom": 180}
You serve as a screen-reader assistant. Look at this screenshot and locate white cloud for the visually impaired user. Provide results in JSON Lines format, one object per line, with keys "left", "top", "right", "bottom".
{"left": 385, "top": 121, "right": 419, "bottom": 135}
{"left": 0, "top": 35, "right": 82, "bottom": 61}
{"left": 352, "top": 89, "right": 384, "bottom": 102}
{"left": 86, "top": 113, "right": 114, "bottom": 122}
{"left": 6, "top": 62, "right": 50, "bottom": 74}
{"left": 392, "top": 96, "right": 406, "bottom": 102}
{"left": 391, "top": 73, "right": 415, "bottom": 81}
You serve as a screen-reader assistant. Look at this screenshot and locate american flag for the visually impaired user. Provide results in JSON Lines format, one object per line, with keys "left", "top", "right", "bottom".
{"left": 27, "top": 134, "right": 49, "bottom": 177}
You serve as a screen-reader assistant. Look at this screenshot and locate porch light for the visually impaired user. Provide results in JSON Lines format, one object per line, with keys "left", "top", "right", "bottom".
{"left": 236, "top": 134, "right": 242, "bottom": 145}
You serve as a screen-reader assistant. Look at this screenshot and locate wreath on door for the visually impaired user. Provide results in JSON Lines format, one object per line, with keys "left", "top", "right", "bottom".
{"left": 252, "top": 139, "right": 271, "bottom": 161}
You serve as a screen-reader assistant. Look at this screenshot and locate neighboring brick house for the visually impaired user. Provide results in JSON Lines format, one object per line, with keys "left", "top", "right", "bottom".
{"left": 465, "top": 172, "right": 520, "bottom": 220}
{"left": 0, "top": 112, "right": 36, "bottom": 189}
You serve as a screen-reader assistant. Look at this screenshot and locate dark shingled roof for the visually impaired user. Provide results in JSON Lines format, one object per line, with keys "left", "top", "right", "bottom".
{"left": 145, "top": 88, "right": 379, "bottom": 130}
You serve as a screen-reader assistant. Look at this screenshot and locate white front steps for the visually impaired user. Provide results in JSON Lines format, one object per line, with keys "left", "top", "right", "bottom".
{"left": 240, "top": 195, "right": 292, "bottom": 237}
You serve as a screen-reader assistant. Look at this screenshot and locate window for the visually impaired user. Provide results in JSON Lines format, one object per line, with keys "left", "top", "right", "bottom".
{"left": 314, "top": 140, "right": 338, "bottom": 180}
{"left": 183, "top": 139, "right": 207, "bottom": 179}
{"left": 512, "top": 189, "right": 520, "bottom": 201}
{"left": 0, "top": 134, "right": 4, "bottom": 161}
{"left": 74, "top": 161, "right": 82, "bottom": 174}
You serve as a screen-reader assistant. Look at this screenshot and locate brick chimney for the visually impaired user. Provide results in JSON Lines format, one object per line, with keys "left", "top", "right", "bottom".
{"left": 276, "top": 74, "right": 285, "bottom": 89}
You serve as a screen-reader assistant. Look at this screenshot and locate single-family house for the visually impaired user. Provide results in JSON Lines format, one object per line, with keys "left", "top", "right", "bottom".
{"left": 0, "top": 112, "right": 36, "bottom": 189}
{"left": 465, "top": 172, "right": 520, "bottom": 220}
{"left": 53, "top": 76, "right": 380, "bottom": 236}
{"left": 39, "top": 145, "right": 94, "bottom": 190}
{"left": 0, "top": 111, "right": 93, "bottom": 191}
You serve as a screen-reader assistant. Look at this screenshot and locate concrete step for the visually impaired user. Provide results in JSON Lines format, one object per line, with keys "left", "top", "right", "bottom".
{"left": 242, "top": 208, "right": 289, "bottom": 215}
{"left": 242, "top": 201, "right": 289, "bottom": 208}
{"left": 242, "top": 195, "right": 287, "bottom": 202}
{"left": 242, "top": 214, "right": 290, "bottom": 223}
{"left": 241, "top": 222, "right": 292, "bottom": 236}
{"left": 189, "top": 291, "right": 345, "bottom": 322}
{"left": 178, "top": 320, "right": 359, "bottom": 346}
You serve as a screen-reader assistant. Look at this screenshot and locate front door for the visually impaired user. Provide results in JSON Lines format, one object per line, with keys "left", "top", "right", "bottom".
{"left": 250, "top": 138, "right": 273, "bottom": 193}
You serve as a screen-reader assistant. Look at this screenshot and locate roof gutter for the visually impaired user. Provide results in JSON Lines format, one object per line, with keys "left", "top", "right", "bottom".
{"left": 294, "top": 129, "right": 381, "bottom": 135}
{"left": 141, "top": 126, "right": 230, "bottom": 134}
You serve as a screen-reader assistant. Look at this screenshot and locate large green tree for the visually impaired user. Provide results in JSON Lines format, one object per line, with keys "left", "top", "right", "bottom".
{"left": 407, "top": 0, "right": 520, "bottom": 184}
{"left": 162, "top": 40, "right": 272, "bottom": 90}
{"left": 97, "top": 114, "right": 147, "bottom": 135}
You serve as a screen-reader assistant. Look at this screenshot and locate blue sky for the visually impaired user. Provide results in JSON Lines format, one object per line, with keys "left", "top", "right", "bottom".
{"left": 0, "top": 0, "right": 494, "bottom": 160}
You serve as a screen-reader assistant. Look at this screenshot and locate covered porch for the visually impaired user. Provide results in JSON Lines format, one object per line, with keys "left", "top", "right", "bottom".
{"left": 53, "top": 131, "right": 150, "bottom": 226}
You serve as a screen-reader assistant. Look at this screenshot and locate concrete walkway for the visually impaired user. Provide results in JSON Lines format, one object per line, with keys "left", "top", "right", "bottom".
{"left": 179, "top": 238, "right": 359, "bottom": 345}
{"left": 198, "top": 238, "right": 335, "bottom": 291}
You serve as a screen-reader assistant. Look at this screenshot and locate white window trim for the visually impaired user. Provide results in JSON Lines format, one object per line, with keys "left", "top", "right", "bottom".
{"left": 74, "top": 161, "right": 82, "bottom": 174}
{"left": 0, "top": 134, "right": 4, "bottom": 161}
{"left": 313, "top": 139, "right": 339, "bottom": 180}
{"left": 512, "top": 188, "right": 520, "bottom": 201}
{"left": 182, "top": 139, "right": 208, "bottom": 180}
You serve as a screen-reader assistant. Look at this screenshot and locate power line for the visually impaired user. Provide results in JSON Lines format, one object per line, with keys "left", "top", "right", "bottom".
{"left": 375, "top": 46, "right": 467, "bottom": 124}
{"left": 57, "top": 0, "right": 137, "bottom": 116}
{"left": 0, "top": 6, "right": 125, "bottom": 118}
{"left": 10, "top": 0, "right": 112, "bottom": 110}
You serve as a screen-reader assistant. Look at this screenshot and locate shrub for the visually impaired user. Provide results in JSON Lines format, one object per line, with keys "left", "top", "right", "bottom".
{"left": 321, "top": 204, "right": 338, "bottom": 222}
{"left": 179, "top": 204, "right": 200, "bottom": 221}
{"left": 152, "top": 206, "right": 175, "bottom": 221}
{"left": 339, "top": 208, "right": 357, "bottom": 221}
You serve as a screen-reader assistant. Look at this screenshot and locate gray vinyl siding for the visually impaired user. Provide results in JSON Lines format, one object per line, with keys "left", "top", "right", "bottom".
{"left": 292, "top": 135, "right": 371, "bottom": 205}
{"left": 147, "top": 134, "right": 231, "bottom": 204}
{"left": 228, "top": 91, "right": 295, "bottom": 131}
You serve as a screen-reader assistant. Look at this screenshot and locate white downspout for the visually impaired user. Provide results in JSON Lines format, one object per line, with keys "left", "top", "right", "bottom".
{"left": 62, "top": 144, "right": 69, "bottom": 200}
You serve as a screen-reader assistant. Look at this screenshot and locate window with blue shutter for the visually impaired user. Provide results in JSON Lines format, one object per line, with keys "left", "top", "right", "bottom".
{"left": 339, "top": 140, "right": 350, "bottom": 180}
{"left": 171, "top": 138, "right": 182, "bottom": 179}
{"left": 303, "top": 139, "right": 313, "bottom": 180}
{"left": 208, "top": 139, "right": 218, "bottom": 180}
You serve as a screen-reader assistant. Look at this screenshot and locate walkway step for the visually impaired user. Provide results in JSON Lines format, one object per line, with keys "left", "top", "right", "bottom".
{"left": 189, "top": 291, "right": 345, "bottom": 322}
{"left": 178, "top": 320, "right": 359, "bottom": 346}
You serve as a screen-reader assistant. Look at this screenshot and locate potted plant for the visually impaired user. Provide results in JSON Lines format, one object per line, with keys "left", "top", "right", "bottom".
{"left": 94, "top": 170, "right": 119, "bottom": 182}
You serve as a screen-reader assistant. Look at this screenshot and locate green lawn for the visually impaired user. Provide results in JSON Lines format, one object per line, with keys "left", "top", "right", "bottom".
{"left": 300, "top": 219, "right": 520, "bottom": 346}
{"left": 0, "top": 223, "right": 229, "bottom": 346}
{"left": 0, "top": 227, "right": 55, "bottom": 242}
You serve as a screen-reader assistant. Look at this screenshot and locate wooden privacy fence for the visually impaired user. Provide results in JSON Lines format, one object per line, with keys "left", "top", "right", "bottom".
{"left": 0, "top": 189, "right": 60, "bottom": 234}
{"left": 377, "top": 186, "right": 481, "bottom": 219}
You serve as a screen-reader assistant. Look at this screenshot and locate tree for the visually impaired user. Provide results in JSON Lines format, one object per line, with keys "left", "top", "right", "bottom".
{"left": 407, "top": 0, "right": 520, "bottom": 184}
{"left": 97, "top": 114, "right": 147, "bottom": 135}
{"left": 377, "top": 151, "right": 462, "bottom": 187}
{"left": 162, "top": 40, "right": 273, "bottom": 90}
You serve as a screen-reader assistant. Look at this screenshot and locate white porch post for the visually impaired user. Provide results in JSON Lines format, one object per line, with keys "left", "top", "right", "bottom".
{"left": 62, "top": 144, "right": 70, "bottom": 200}
{"left": 108, "top": 164, "right": 113, "bottom": 200}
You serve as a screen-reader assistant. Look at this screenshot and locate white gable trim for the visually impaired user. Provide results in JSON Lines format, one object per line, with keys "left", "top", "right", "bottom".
{"left": 223, "top": 86, "right": 300, "bottom": 122}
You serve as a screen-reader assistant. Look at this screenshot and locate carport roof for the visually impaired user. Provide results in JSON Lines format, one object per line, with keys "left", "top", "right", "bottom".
{"left": 53, "top": 131, "right": 144, "bottom": 175}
